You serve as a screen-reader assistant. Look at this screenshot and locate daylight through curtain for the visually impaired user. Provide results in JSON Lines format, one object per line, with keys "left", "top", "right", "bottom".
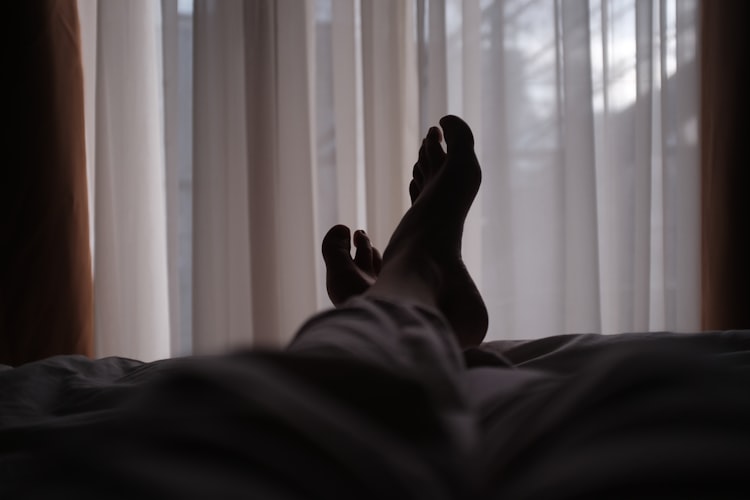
{"left": 78, "top": 0, "right": 701, "bottom": 359}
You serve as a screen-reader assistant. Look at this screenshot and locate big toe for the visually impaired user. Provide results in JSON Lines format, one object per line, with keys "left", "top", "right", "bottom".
{"left": 321, "top": 224, "right": 352, "bottom": 267}
{"left": 438, "top": 114, "right": 481, "bottom": 198}
{"left": 425, "top": 126, "right": 446, "bottom": 176}
{"left": 439, "top": 115, "right": 475, "bottom": 154}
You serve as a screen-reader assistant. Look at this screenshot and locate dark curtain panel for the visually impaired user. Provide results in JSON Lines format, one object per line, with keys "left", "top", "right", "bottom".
{"left": 1, "top": 1, "right": 93, "bottom": 365}
{"left": 701, "top": 0, "right": 750, "bottom": 330}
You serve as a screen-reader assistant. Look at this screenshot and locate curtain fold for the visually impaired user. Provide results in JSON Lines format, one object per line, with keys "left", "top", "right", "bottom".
{"left": 330, "top": 0, "right": 364, "bottom": 232}
{"left": 192, "top": 0, "right": 253, "bottom": 353}
{"left": 161, "top": 0, "right": 185, "bottom": 354}
{"left": 361, "top": 0, "right": 419, "bottom": 249}
{"left": 2, "top": 0, "right": 93, "bottom": 366}
{"left": 242, "top": 0, "right": 281, "bottom": 347}
{"left": 192, "top": 0, "right": 320, "bottom": 351}
{"left": 558, "top": 0, "right": 600, "bottom": 333}
{"left": 271, "top": 0, "right": 321, "bottom": 344}
{"left": 80, "top": 0, "right": 171, "bottom": 361}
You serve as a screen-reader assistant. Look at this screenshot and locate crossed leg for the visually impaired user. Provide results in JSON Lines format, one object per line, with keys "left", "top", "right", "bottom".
{"left": 320, "top": 115, "right": 488, "bottom": 348}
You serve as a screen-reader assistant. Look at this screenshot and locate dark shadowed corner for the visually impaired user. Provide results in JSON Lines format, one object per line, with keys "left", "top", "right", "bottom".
{"left": 1, "top": 0, "right": 93, "bottom": 366}
{"left": 701, "top": 0, "right": 750, "bottom": 331}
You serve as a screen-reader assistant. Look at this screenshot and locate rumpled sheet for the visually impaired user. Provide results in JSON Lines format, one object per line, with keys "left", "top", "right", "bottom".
{"left": 2, "top": 331, "right": 750, "bottom": 498}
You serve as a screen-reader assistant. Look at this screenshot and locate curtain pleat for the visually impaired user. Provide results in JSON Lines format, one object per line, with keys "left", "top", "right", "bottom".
{"left": 242, "top": 0, "right": 281, "bottom": 347}
{"left": 193, "top": 0, "right": 319, "bottom": 351}
{"left": 161, "top": 0, "right": 184, "bottom": 354}
{"left": 90, "top": 1, "right": 171, "bottom": 361}
{"left": 425, "top": 0, "right": 448, "bottom": 128}
{"left": 457, "top": 0, "right": 483, "bottom": 290}
{"left": 559, "top": 0, "right": 601, "bottom": 333}
{"left": 193, "top": 0, "right": 253, "bottom": 353}
{"left": 700, "top": 0, "right": 750, "bottom": 330}
{"left": 2, "top": 0, "right": 93, "bottom": 365}
{"left": 273, "top": 0, "right": 321, "bottom": 343}
{"left": 331, "top": 0, "right": 363, "bottom": 230}
{"left": 360, "top": 0, "right": 419, "bottom": 249}
{"left": 662, "top": 0, "right": 700, "bottom": 331}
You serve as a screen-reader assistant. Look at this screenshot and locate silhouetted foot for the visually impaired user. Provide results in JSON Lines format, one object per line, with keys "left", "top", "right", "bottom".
{"left": 371, "top": 115, "right": 488, "bottom": 347}
{"left": 322, "top": 224, "right": 381, "bottom": 306}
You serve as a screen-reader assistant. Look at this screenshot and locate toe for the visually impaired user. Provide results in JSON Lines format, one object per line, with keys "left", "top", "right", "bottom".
{"left": 323, "top": 225, "right": 375, "bottom": 306}
{"left": 353, "top": 230, "right": 375, "bottom": 273}
{"left": 321, "top": 224, "right": 352, "bottom": 267}
{"left": 416, "top": 141, "right": 429, "bottom": 178}
{"left": 439, "top": 115, "right": 475, "bottom": 153}
{"left": 425, "top": 126, "right": 446, "bottom": 175}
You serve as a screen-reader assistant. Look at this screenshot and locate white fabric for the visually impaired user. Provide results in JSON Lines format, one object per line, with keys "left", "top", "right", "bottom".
{"left": 192, "top": 0, "right": 253, "bottom": 354}
{"left": 78, "top": 0, "right": 171, "bottom": 361}
{"left": 193, "top": 0, "right": 320, "bottom": 352}
{"left": 77, "top": 0, "right": 701, "bottom": 359}
{"left": 360, "top": 0, "right": 420, "bottom": 248}
{"left": 160, "top": 0, "right": 185, "bottom": 355}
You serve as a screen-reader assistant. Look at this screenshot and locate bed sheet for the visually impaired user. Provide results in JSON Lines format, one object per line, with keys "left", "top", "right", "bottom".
{"left": 1, "top": 331, "right": 749, "bottom": 498}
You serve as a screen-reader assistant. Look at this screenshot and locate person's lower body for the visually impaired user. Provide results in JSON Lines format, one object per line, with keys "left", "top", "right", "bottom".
{"left": 288, "top": 294, "right": 481, "bottom": 497}
{"left": 289, "top": 296, "right": 465, "bottom": 387}
{"left": 285, "top": 115, "right": 490, "bottom": 496}
{"left": 4, "top": 116, "right": 490, "bottom": 499}
{"left": 4, "top": 295, "right": 482, "bottom": 500}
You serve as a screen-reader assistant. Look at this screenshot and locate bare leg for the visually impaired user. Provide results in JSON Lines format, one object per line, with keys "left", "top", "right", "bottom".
{"left": 366, "top": 115, "right": 487, "bottom": 348}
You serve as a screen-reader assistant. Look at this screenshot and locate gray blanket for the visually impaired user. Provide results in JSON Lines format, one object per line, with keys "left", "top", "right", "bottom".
{"left": 2, "top": 331, "right": 750, "bottom": 498}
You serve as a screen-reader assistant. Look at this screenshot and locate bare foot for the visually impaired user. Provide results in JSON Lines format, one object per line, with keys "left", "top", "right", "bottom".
{"left": 321, "top": 224, "right": 381, "bottom": 306}
{"left": 368, "top": 115, "right": 488, "bottom": 348}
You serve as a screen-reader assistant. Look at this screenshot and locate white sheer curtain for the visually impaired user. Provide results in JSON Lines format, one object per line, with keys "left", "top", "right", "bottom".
{"left": 79, "top": 0, "right": 171, "bottom": 361}
{"left": 78, "top": 0, "right": 701, "bottom": 360}
{"left": 190, "top": 0, "right": 321, "bottom": 352}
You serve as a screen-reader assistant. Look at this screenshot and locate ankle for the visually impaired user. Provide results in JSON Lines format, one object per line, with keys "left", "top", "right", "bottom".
{"left": 365, "top": 251, "right": 443, "bottom": 309}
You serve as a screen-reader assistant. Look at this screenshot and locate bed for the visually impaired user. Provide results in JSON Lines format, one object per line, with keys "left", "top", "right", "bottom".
{"left": 2, "top": 330, "right": 750, "bottom": 498}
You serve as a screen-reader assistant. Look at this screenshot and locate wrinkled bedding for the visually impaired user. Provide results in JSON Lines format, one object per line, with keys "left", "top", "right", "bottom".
{"left": 2, "top": 331, "right": 750, "bottom": 498}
